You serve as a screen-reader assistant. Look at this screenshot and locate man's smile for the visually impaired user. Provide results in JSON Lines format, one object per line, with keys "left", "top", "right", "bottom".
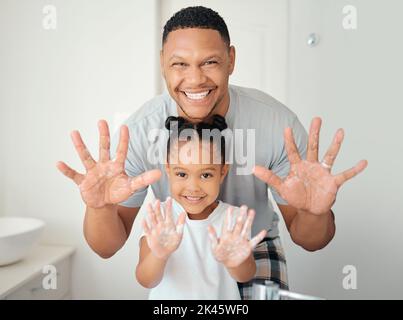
{"left": 179, "top": 88, "right": 216, "bottom": 104}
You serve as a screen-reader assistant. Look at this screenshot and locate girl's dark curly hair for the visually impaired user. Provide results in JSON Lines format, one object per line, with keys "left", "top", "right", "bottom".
{"left": 165, "top": 114, "right": 228, "bottom": 164}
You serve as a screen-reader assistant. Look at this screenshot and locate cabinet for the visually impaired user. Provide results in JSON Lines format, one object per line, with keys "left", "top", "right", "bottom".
{"left": 0, "top": 245, "right": 75, "bottom": 300}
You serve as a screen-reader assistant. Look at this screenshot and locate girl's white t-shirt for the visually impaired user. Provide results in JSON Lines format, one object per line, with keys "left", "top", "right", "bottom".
{"left": 143, "top": 199, "right": 243, "bottom": 300}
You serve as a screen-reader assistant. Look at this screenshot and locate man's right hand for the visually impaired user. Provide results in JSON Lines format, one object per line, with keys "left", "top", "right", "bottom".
{"left": 56, "top": 120, "right": 162, "bottom": 209}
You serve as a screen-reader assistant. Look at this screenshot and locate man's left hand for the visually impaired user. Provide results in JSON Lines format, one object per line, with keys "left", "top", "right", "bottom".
{"left": 253, "top": 117, "right": 368, "bottom": 215}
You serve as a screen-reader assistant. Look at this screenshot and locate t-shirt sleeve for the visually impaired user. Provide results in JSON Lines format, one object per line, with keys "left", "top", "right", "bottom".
{"left": 110, "top": 126, "right": 148, "bottom": 208}
{"left": 269, "top": 116, "right": 308, "bottom": 205}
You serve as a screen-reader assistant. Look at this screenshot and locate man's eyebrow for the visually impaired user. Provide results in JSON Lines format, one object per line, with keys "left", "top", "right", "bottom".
{"left": 168, "top": 54, "right": 223, "bottom": 62}
{"left": 169, "top": 55, "right": 184, "bottom": 62}
{"left": 203, "top": 55, "right": 222, "bottom": 61}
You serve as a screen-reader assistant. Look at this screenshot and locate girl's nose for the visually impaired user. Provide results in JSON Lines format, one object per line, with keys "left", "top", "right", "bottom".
{"left": 185, "top": 176, "right": 202, "bottom": 192}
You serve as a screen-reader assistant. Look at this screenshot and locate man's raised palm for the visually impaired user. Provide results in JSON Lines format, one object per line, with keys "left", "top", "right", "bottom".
{"left": 57, "top": 120, "right": 161, "bottom": 208}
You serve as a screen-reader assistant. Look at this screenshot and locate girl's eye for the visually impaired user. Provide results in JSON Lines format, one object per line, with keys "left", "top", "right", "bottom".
{"left": 201, "top": 173, "right": 213, "bottom": 179}
{"left": 176, "top": 172, "right": 187, "bottom": 178}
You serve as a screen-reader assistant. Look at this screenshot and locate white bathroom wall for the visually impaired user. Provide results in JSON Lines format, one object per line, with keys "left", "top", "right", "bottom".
{"left": 0, "top": 0, "right": 159, "bottom": 299}
{"left": 281, "top": 0, "right": 403, "bottom": 299}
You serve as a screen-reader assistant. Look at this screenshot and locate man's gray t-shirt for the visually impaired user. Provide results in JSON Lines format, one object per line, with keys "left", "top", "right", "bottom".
{"left": 111, "top": 85, "right": 308, "bottom": 238}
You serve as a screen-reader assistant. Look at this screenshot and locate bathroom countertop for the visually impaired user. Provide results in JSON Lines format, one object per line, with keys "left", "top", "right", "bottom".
{"left": 0, "top": 245, "right": 75, "bottom": 299}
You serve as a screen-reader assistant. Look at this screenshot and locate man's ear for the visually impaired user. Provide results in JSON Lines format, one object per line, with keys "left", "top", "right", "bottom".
{"left": 220, "top": 164, "right": 230, "bottom": 183}
{"left": 228, "top": 46, "right": 236, "bottom": 75}
{"left": 160, "top": 50, "right": 165, "bottom": 78}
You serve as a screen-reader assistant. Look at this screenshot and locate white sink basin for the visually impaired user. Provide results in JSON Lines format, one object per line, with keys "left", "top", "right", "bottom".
{"left": 0, "top": 217, "right": 45, "bottom": 266}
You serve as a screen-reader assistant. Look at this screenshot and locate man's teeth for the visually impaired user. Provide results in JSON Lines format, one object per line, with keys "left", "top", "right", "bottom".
{"left": 184, "top": 90, "right": 210, "bottom": 100}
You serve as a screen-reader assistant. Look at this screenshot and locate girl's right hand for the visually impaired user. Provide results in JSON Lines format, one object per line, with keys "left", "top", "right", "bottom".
{"left": 142, "top": 197, "right": 186, "bottom": 260}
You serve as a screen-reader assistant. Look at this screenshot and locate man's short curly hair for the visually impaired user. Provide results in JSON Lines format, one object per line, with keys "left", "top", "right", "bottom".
{"left": 162, "top": 6, "right": 230, "bottom": 47}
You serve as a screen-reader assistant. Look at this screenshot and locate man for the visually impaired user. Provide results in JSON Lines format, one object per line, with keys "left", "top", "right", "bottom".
{"left": 57, "top": 6, "right": 367, "bottom": 299}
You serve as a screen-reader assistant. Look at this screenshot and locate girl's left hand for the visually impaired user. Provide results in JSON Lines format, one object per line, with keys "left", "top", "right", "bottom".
{"left": 208, "top": 206, "right": 267, "bottom": 268}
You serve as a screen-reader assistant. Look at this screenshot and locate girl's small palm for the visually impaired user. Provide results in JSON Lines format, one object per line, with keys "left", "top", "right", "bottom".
{"left": 142, "top": 198, "right": 186, "bottom": 260}
{"left": 211, "top": 230, "right": 254, "bottom": 268}
{"left": 208, "top": 206, "right": 267, "bottom": 268}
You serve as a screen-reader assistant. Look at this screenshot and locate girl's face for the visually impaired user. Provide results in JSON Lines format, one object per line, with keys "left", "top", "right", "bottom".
{"left": 165, "top": 139, "right": 229, "bottom": 220}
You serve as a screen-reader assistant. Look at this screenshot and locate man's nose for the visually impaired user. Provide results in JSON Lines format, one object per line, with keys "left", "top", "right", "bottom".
{"left": 186, "top": 66, "right": 207, "bottom": 87}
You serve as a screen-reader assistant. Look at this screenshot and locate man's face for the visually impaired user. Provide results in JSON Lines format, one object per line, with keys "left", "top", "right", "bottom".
{"left": 161, "top": 28, "right": 235, "bottom": 122}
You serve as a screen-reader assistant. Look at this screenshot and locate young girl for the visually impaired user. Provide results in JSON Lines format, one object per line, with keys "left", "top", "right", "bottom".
{"left": 135, "top": 115, "right": 267, "bottom": 299}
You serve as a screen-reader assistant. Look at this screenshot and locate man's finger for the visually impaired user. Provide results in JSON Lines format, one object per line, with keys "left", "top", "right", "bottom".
{"left": 129, "top": 169, "right": 162, "bottom": 194}
{"left": 321, "top": 128, "right": 344, "bottom": 171}
{"left": 70, "top": 130, "right": 96, "bottom": 171}
{"left": 56, "top": 161, "right": 84, "bottom": 185}
{"left": 253, "top": 165, "right": 282, "bottom": 192}
{"left": 334, "top": 160, "right": 368, "bottom": 187}
{"left": 284, "top": 127, "right": 301, "bottom": 164}
{"left": 115, "top": 125, "right": 129, "bottom": 166}
{"left": 306, "top": 117, "right": 322, "bottom": 162}
{"left": 98, "top": 120, "right": 111, "bottom": 163}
